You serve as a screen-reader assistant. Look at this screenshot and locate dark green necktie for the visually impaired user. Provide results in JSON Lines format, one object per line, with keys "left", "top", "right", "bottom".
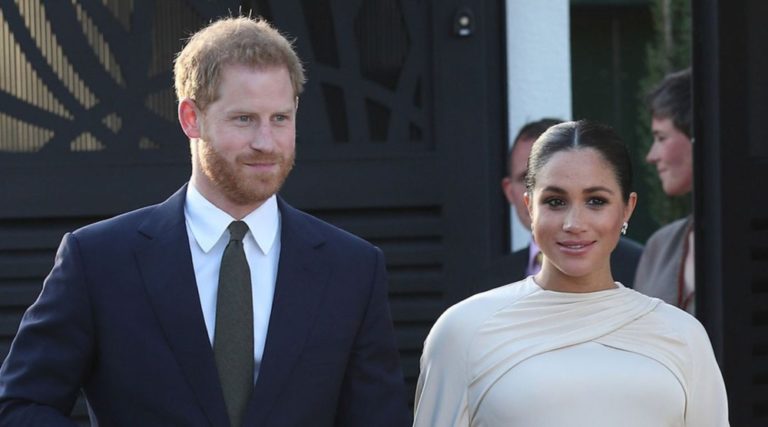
{"left": 214, "top": 221, "right": 253, "bottom": 427}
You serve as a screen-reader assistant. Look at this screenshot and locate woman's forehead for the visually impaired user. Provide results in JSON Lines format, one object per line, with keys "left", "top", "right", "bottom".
{"left": 534, "top": 148, "right": 620, "bottom": 191}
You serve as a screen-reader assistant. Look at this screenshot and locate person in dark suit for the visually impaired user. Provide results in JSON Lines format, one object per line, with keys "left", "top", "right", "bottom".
{"left": 0, "top": 17, "right": 411, "bottom": 427}
{"left": 493, "top": 118, "right": 643, "bottom": 289}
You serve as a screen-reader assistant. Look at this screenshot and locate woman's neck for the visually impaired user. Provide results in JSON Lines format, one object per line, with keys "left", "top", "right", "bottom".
{"left": 534, "top": 264, "right": 617, "bottom": 293}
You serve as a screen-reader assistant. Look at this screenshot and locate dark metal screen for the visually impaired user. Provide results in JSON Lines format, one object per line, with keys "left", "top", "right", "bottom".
{"left": 1, "top": 0, "right": 507, "bottom": 422}
{"left": 693, "top": 1, "right": 768, "bottom": 425}
{"left": 253, "top": 0, "right": 431, "bottom": 151}
{"left": 0, "top": 0, "right": 222, "bottom": 156}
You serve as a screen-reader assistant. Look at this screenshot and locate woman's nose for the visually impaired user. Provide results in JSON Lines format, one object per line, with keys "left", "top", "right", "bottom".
{"left": 562, "top": 208, "right": 585, "bottom": 232}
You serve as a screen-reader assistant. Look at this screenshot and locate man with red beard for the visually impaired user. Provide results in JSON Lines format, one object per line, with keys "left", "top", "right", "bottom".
{"left": 0, "top": 17, "right": 411, "bottom": 427}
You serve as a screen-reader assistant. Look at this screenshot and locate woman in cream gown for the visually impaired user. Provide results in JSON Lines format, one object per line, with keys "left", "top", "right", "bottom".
{"left": 413, "top": 121, "right": 728, "bottom": 427}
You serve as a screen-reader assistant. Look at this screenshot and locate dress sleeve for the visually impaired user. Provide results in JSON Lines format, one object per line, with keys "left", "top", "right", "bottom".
{"left": 413, "top": 307, "right": 471, "bottom": 427}
{"left": 684, "top": 320, "right": 729, "bottom": 426}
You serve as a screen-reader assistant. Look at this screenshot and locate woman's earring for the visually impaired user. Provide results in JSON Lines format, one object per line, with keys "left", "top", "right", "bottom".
{"left": 621, "top": 222, "right": 628, "bottom": 235}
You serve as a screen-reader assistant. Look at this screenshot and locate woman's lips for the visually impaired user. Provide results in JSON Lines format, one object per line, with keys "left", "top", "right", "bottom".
{"left": 556, "top": 240, "right": 596, "bottom": 254}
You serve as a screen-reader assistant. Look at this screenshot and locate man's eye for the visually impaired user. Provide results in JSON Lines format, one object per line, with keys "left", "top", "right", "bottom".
{"left": 236, "top": 116, "right": 251, "bottom": 123}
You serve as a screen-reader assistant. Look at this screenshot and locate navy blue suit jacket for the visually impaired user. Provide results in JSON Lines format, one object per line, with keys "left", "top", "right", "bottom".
{"left": 0, "top": 186, "right": 411, "bottom": 426}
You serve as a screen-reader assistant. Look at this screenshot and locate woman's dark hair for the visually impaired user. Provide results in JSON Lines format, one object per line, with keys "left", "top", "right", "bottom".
{"left": 525, "top": 120, "right": 634, "bottom": 202}
{"left": 646, "top": 68, "right": 692, "bottom": 138}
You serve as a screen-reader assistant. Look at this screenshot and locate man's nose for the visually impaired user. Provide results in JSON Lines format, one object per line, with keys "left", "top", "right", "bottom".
{"left": 250, "top": 123, "right": 274, "bottom": 150}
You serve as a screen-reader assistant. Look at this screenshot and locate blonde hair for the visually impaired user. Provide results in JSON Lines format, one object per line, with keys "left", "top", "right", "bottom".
{"left": 174, "top": 16, "right": 305, "bottom": 110}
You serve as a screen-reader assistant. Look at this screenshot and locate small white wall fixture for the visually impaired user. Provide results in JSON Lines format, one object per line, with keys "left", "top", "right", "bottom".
{"left": 505, "top": 0, "right": 573, "bottom": 251}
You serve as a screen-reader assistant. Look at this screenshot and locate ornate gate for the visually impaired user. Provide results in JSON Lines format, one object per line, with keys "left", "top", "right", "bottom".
{"left": 0, "top": 0, "right": 506, "bottom": 421}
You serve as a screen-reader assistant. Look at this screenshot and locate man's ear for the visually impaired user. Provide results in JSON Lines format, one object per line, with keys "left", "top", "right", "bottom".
{"left": 501, "top": 177, "right": 515, "bottom": 205}
{"left": 524, "top": 191, "right": 533, "bottom": 218}
{"left": 178, "top": 98, "right": 202, "bottom": 139}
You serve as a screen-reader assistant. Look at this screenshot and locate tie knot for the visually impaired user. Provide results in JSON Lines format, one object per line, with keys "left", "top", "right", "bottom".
{"left": 228, "top": 221, "right": 249, "bottom": 241}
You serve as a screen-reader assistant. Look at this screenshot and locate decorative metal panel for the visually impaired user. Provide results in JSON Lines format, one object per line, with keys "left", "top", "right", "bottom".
{"left": 308, "top": 204, "right": 444, "bottom": 389}
{"left": 0, "top": 0, "right": 507, "bottom": 417}
{"left": 255, "top": 0, "right": 431, "bottom": 148}
{"left": 0, "top": 0, "right": 238, "bottom": 157}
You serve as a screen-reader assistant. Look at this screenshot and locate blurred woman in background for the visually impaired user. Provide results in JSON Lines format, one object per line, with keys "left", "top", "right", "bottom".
{"left": 634, "top": 68, "right": 696, "bottom": 314}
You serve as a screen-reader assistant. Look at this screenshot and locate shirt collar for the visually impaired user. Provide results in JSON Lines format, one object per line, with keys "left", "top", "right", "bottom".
{"left": 184, "top": 184, "right": 280, "bottom": 255}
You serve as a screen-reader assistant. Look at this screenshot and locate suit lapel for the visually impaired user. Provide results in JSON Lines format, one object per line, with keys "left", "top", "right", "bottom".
{"left": 511, "top": 245, "right": 530, "bottom": 280}
{"left": 246, "top": 199, "right": 331, "bottom": 425}
{"left": 134, "top": 185, "right": 229, "bottom": 427}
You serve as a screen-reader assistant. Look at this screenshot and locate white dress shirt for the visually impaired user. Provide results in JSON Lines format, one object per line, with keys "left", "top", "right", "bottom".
{"left": 184, "top": 184, "right": 281, "bottom": 380}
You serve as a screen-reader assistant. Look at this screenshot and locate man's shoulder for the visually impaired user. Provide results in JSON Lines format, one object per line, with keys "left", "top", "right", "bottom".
{"left": 615, "top": 236, "right": 644, "bottom": 256}
{"left": 503, "top": 246, "right": 530, "bottom": 280}
{"left": 71, "top": 204, "right": 161, "bottom": 241}
{"left": 474, "top": 245, "right": 529, "bottom": 293}
{"left": 71, "top": 187, "right": 186, "bottom": 244}
{"left": 511, "top": 245, "right": 529, "bottom": 259}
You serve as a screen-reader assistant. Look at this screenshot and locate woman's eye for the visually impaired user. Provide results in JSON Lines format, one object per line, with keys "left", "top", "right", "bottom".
{"left": 544, "top": 198, "right": 565, "bottom": 208}
{"left": 588, "top": 198, "right": 607, "bottom": 206}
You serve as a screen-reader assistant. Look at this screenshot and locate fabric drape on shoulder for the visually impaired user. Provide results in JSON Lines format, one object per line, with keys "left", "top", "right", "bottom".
{"left": 413, "top": 277, "right": 728, "bottom": 427}
{"left": 413, "top": 279, "right": 537, "bottom": 427}
{"left": 466, "top": 280, "right": 659, "bottom": 421}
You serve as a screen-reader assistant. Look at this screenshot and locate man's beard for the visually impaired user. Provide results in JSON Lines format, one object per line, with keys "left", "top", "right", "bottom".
{"left": 197, "top": 139, "right": 295, "bottom": 206}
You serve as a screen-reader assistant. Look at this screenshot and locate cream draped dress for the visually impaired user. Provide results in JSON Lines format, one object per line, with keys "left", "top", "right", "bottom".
{"left": 413, "top": 277, "right": 728, "bottom": 427}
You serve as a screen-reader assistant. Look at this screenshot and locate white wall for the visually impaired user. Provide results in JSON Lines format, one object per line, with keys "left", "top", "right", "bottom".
{"left": 505, "top": 0, "right": 573, "bottom": 251}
